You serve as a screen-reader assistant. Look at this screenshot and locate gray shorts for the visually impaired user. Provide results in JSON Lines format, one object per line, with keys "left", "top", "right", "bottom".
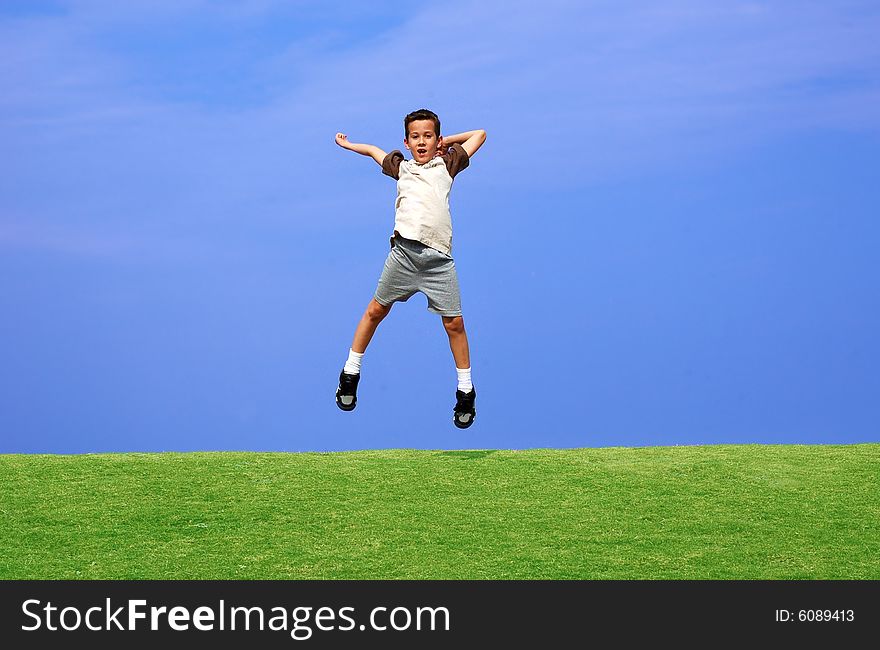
{"left": 374, "top": 235, "right": 462, "bottom": 317}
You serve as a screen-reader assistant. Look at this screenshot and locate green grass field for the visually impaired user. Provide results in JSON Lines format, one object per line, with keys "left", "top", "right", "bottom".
{"left": 2, "top": 444, "right": 878, "bottom": 579}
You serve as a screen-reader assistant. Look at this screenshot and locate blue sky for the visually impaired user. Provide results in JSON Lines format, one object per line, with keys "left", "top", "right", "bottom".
{"left": 2, "top": 0, "right": 878, "bottom": 453}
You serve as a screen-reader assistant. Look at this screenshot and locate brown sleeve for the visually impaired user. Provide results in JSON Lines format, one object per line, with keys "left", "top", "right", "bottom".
{"left": 382, "top": 150, "right": 404, "bottom": 179}
{"left": 443, "top": 143, "right": 470, "bottom": 178}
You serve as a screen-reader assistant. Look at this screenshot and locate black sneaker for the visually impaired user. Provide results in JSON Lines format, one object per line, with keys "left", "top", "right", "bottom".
{"left": 453, "top": 387, "right": 476, "bottom": 429}
{"left": 336, "top": 370, "right": 360, "bottom": 411}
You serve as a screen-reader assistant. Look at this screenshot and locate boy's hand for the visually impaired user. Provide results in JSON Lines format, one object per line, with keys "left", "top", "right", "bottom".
{"left": 334, "top": 133, "right": 387, "bottom": 165}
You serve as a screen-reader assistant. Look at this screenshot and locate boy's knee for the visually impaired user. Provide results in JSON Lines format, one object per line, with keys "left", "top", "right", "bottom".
{"left": 442, "top": 315, "right": 465, "bottom": 335}
{"left": 366, "top": 300, "right": 391, "bottom": 321}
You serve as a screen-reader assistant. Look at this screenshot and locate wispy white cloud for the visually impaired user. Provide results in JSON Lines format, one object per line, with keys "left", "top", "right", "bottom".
{"left": 272, "top": 0, "right": 880, "bottom": 183}
{"left": 6, "top": 1, "right": 878, "bottom": 157}
{"left": 0, "top": 218, "right": 135, "bottom": 258}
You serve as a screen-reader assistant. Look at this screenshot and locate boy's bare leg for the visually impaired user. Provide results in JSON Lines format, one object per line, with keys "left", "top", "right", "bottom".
{"left": 442, "top": 315, "right": 471, "bottom": 369}
{"left": 444, "top": 315, "right": 476, "bottom": 428}
{"left": 351, "top": 298, "right": 392, "bottom": 354}
{"left": 337, "top": 298, "right": 390, "bottom": 411}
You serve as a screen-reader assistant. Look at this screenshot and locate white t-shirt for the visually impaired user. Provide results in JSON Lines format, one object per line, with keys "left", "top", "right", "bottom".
{"left": 381, "top": 143, "right": 470, "bottom": 255}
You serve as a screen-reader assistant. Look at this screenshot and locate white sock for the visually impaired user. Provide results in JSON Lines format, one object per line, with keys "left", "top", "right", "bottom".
{"left": 456, "top": 367, "right": 473, "bottom": 393}
{"left": 344, "top": 349, "right": 364, "bottom": 375}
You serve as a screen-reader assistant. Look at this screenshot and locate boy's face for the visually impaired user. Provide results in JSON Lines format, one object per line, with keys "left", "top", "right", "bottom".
{"left": 404, "top": 119, "right": 441, "bottom": 164}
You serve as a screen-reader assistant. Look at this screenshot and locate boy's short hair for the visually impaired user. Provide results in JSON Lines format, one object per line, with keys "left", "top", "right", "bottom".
{"left": 404, "top": 109, "right": 440, "bottom": 137}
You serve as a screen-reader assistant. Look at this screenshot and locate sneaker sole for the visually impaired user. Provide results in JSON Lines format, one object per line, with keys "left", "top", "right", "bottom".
{"left": 453, "top": 413, "right": 475, "bottom": 429}
{"left": 336, "top": 392, "right": 356, "bottom": 412}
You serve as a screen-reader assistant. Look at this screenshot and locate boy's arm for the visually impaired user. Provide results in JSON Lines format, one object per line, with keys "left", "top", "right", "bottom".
{"left": 441, "top": 129, "right": 487, "bottom": 158}
{"left": 335, "top": 133, "right": 387, "bottom": 166}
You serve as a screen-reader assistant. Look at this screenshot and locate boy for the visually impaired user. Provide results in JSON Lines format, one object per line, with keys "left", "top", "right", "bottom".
{"left": 334, "top": 108, "right": 486, "bottom": 428}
